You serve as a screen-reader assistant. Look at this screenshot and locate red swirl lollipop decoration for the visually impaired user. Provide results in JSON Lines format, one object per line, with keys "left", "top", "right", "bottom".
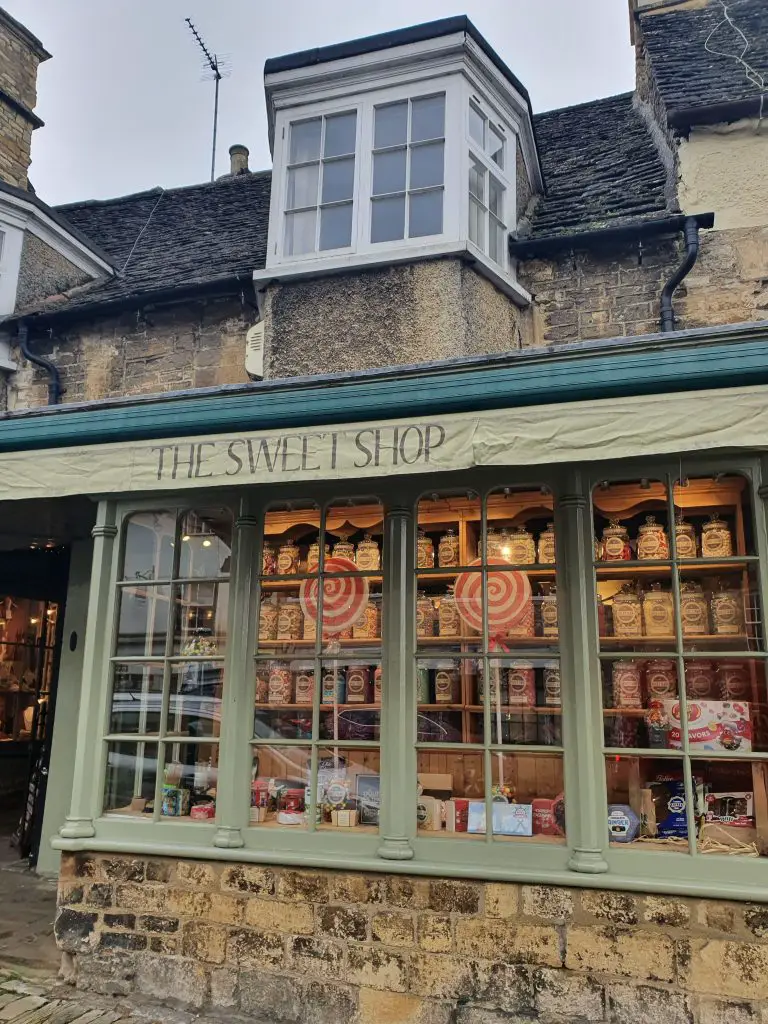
{"left": 300, "top": 556, "right": 369, "bottom": 636}
{"left": 454, "top": 557, "right": 532, "bottom": 640}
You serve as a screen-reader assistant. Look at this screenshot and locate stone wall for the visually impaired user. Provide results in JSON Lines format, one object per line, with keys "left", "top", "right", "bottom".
{"left": 0, "top": 13, "right": 45, "bottom": 188}
{"left": 0, "top": 100, "right": 34, "bottom": 189}
{"left": 15, "top": 233, "right": 92, "bottom": 311}
{"left": 56, "top": 853, "right": 768, "bottom": 1023}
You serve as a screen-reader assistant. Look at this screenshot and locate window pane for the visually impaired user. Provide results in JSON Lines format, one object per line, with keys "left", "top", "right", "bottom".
{"left": 317, "top": 748, "right": 380, "bottom": 831}
{"left": 409, "top": 190, "right": 443, "bottom": 238}
{"left": 469, "top": 197, "right": 485, "bottom": 250}
{"left": 371, "top": 195, "right": 405, "bottom": 243}
{"left": 695, "top": 759, "right": 768, "bottom": 857}
{"left": 469, "top": 104, "right": 485, "bottom": 147}
{"left": 289, "top": 119, "right": 321, "bottom": 163}
{"left": 123, "top": 512, "right": 174, "bottom": 582}
{"left": 116, "top": 585, "right": 170, "bottom": 657}
{"left": 410, "top": 142, "right": 444, "bottom": 190}
{"left": 178, "top": 509, "right": 232, "bottom": 579}
{"left": 488, "top": 124, "right": 505, "bottom": 168}
{"left": 320, "top": 203, "right": 353, "bottom": 250}
{"left": 489, "top": 176, "right": 504, "bottom": 219}
{"left": 285, "top": 209, "right": 317, "bottom": 256}
{"left": 321, "top": 157, "right": 355, "bottom": 204}
{"left": 374, "top": 102, "right": 408, "bottom": 148}
{"left": 109, "top": 663, "right": 164, "bottom": 735}
{"left": 490, "top": 217, "right": 505, "bottom": 266}
{"left": 104, "top": 742, "right": 158, "bottom": 816}
{"left": 372, "top": 149, "right": 407, "bottom": 196}
{"left": 286, "top": 164, "right": 319, "bottom": 210}
{"left": 491, "top": 753, "right": 565, "bottom": 842}
{"left": 167, "top": 662, "right": 224, "bottom": 738}
{"left": 173, "top": 581, "right": 229, "bottom": 655}
{"left": 411, "top": 94, "right": 445, "bottom": 142}
{"left": 324, "top": 111, "right": 357, "bottom": 157}
{"left": 160, "top": 742, "right": 219, "bottom": 820}
{"left": 251, "top": 746, "right": 310, "bottom": 828}
{"left": 469, "top": 156, "right": 485, "bottom": 203}
{"left": 416, "top": 750, "right": 485, "bottom": 837}
{"left": 606, "top": 756, "right": 692, "bottom": 853}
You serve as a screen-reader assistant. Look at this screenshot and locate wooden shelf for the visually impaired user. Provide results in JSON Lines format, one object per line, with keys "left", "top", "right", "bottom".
{"left": 417, "top": 636, "right": 557, "bottom": 646}
{"left": 255, "top": 703, "right": 381, "bottom": 711}
{"left": 596, "top": 561, "right": 753, "bottom": 576}
{"left": 258, "top": 639, "right": 382, "bottom": 649}
{"left": 261, "top": 575, "right": 383, "bottom": 589}
{"left": 417, "top": 567, "right": 556, "bottom": 581}
{"left": 600, "top": 635, "right": 752, "bottom": 646}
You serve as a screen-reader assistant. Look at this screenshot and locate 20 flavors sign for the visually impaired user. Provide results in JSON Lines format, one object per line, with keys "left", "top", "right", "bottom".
{"left": 149, "top": 422, "right": 449, "bottom": 483}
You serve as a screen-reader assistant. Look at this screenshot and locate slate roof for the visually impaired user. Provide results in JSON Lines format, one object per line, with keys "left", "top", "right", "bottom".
{"left": 15, "top": 170, "right": 272, "bottom": 319}
{"left": 641, "top": 0, "right": 768, "bottom": 126}
{"left": 526, "top": 93, "right": 670, "bottom": 238}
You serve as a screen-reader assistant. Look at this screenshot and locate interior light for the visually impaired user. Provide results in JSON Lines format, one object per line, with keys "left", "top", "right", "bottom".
{"left": 182, "top": 535, "right": 191, "bottom": 542}
{"left": 30, "top": 617, "right": 39, "bottom": 624}
{"left": 202, "top": 539, "right": 212, "bottom": 548}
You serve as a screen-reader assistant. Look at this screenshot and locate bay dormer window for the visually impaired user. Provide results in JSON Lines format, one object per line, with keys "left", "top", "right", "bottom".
{"left": 260, "top": 18, "right": 543, "bottom": 306}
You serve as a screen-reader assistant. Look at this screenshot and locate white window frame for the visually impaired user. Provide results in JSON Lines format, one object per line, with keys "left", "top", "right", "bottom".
{"left": 0, "top": 217, "right": 24, "bottom": 317}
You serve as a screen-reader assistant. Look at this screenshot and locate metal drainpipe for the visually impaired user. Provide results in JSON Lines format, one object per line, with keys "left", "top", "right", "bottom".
{"left": 18, "top": 322, "right": 64, "bottom": 405}
{"left": 659, "top": 216, "right": 701, "bottom": 333}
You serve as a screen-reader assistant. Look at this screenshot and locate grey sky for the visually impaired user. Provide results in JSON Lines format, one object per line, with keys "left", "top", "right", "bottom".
{"left": 4, "top": 0, "right": 635, "bottom": 207}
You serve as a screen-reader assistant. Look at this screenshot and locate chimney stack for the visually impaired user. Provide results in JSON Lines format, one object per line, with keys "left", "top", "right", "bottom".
{"left": 0, "top": 7, "right": 51, "bottom": 189}
{"left": 229, "top": 144, "right": 250, "bottom": 176}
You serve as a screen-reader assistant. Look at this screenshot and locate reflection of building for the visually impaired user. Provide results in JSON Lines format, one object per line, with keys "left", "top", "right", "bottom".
{"left": 2, "top": 1, "right": 768, "bottom": 1017}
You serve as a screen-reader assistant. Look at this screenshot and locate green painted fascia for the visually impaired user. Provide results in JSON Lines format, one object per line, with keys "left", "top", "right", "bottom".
{"left": 3, "top": 333, "right": 768, "bottom": 454}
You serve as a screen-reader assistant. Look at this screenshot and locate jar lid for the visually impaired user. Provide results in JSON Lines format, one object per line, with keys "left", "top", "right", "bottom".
{"left": 639, "top": 515, "right": 663, "bottom": 531}
{"left": 703, "top": 513, "right": 728, "bottom": 529}
{"left": 603, "top": 519, "right": 628, "bottom": 536}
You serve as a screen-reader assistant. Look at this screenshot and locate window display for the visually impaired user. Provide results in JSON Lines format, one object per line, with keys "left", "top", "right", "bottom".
{"left": 252, "top": 498, "right": 383, "bottom": 831}
{"left": 104, "top": 508, "right": 232, "bottom": 820}
{"left": 414, "top": 487, "right": 564, "bottom": 842}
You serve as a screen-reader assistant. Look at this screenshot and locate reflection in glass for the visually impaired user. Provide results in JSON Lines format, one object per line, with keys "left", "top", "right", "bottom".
{"left": 695, "top": 758, "right": 768, "bottom": 857}
{"left": 373, "top": 149, "right": 406, "bottom": 196}
{"left": 410, "top": 94, "right": 445, "bottom": 142}
{"left": 285, "top": 209, "right": 317, "bottom": 256}
{"left": 409, "top": 191, "right": 443, "bottom": 238}
{"left": 250, "top": 746, "right": 310, "bottom": 828}
{"left": 410, "top": 143, "right": 444, "bottom": 190}
{"left": 290, "top": 119, "right": 321, "bottom": 163}
{"left": 167, "top": 662, "right": 224, "bottom": 737}
{"left": 160, "top": 742, "right": 218, "bottom": 820}
{"left": 416, "top": 750, "right": 484, "bottom": 836}
{"left": 324, "top": 112, "right": 357, "bottom": 157}
{"left": 488, "top": 124, "right": 504, "bottom": 168}
{"left": 109, "top": 663, "right": 164, "bottom": 734}
{"left": 173, "top": 582, "right": 229, "bottom": 655}
{"left": 321, "top": 158, "right": 355, "bottom": 204}
{"left": 104, "top": 742, "right": 158, "bottom": 815}
{"left": 320, "top": 204, "right": 353, "bottom": 250}
{"left": 286, "top": 163, "right": 319, "bottom": 210}
{"left": 116, "top": 585, "right": 170, "bottom": 657}
{"left": 374, "top": 102, "right": 407, "bottom": 149}
{"left": 491, "top": 753, "right": 565, "bottom": 840}
{"left": 371, "top": 195, "right": 405, "bottom": 243}
{"left": 123, "top": 512, "right": 174, "bottom": 582}
{"left": 605, "top": 755, "right": 693, "bottom": 852}
{"left": 178, "top": 509, "right": 232, "bottom": 578}
{"left": 469, "top": 104, "right": 485, "bottom": 147}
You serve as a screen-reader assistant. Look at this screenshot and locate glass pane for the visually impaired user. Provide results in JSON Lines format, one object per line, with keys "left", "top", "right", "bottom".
{"left": 416, "top": 750, "right": 485, "bottom": 837}
{"left": 695, "top": 759, "right": 768, "bottom": 857}
{"left": 320, "top": 203, "right": 353, "bottom": 251}
{"left": 116, "top": 585, "right": 170, "bottom": 657}
{"left": 372, "top": 149, "right": 406, "bottom": 196}
{"left": 489, "top": 217, "right": 504, "bottom": 266}
{"left": 606, "top": 756, "right": 693, "bottom": 852}
{"left": 489, "top": 176, "right": 504, "bottom": 219}
{"left": 673, "top": 474, "right": 755, "bottom": 557}
{"left": 319, "top": 654, "right": 382, "bottom": 738}
{"left": 411, "top": 94, "right": 445, "bottom": 142}
{"left": 469, "top": 197, "right": 485, "bottom": 250}
{"left": 123, "top": 512, "right": 174, "bottom": 582}
{"left": 261, "top": 501, "right": 322, "bottom": 577}
{"left": 109, "top": 662, "right": 164, "bottom": 734}
{"left": 161, "top": 742, "right": 219, "bottom": 820}
{"left": 469, "top": 156, "right": 485, "bottom": 202}
{"left": 321, "top": 157, "right": 355, "bottom": 204}
{"left": 255, "top": 661, "right": 314, "bottom": 740}
{"left": 178, "top": 509, "right": 232, "bottom": 579}
{"left": 680, "top": 564, "right": 762, "bottom": 652}
{"left": 286, "top": 163, "right": 319, "bottom": 210}
{"left": 324, "top": 111, "right": 357, "bottom": 157}
{"left": 104, "top": 741, "right": 158, "bottom": 816}
{"left": 593, "top": 478, "right": 670, "bottom": 563}
{"left": 488, "top": 124, "right": 504, "bottom": 168}
{"left": 251, "top": 746, "right": 310, "bottom": 828}
{"left": 316, "top": 748, "right": 380, "bottom": 831}
{"left": 371, "top": 195, "right": 405, "bottom": 243}
{"left": 491, "top": 753, "right": 565, "bottom": 842}
{"left": 408, "top": 190, "right": 443, "bottom": 238}
{"left": 602, "top": 658, "right": 679, "bottom": 750}
{"left": 374, "top": 102, "right": 407, "bottom": 149}
{"left": 479, "top": 659, "right": 562, "bottom": 747}
{"left": 284, "top": 209, "right": 317, "bottom": 256}
{"left": 173, "top": 581, "right": 229, "bottom": 655}
{"left": 167, "top": 662, "right": 224, "bottom": 738}
{"left": 469, "top": 104, "right": 485, "bottom": 147}
{"left": 410, "top": 142, "right": 444, "bottom": 190}
{"left": 416, "top": 658, "right": 467, "bottom": 743}
{"left": 289, "top": 118, "right": 321, "bottom": 163}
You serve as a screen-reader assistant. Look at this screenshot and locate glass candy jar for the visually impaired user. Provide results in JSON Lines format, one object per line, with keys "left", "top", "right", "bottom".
{"left": 507, "top": 661, "right": 536, "bottom": 707}
{"left": 602, "top": 520, "right": 631, "bottom": 561}
{"left": 438, "top": 529, "right": 459, "bottom": 568}
{"left": 680, "top": 580, "right": 709, "bottom": 635}
{"left": 674, "top": 516, "right": 698, "bottom": 559}
{"left": 261, "top": 542, "right": 278, "bottom": 576}
{"left": 438, "top": 590, "right": 462, "bottom": 637}
{"left": 486, "top": 528, "right": 503, "bottom": 560}
{"left": 643, "top": 583, "right": 674, "bottom": 638}
{"left": 717, "top": 660, "right": 751, "bottom": 701}
{"left": 258, "top": 599, "right": 279, "bottom": 641}
{"left": 540, "top": 584, "right": 558, "bottom": 637}
{"left": 332, "top": 538, "right": 355, "bottom": 561}
{"left": 711, "top": 582, "right": 744, "bottom": 636}
{"left": 353, "top": 599, "right": 380, "bottom": 639}
{"left": 276, "top": 598, "right": 303, "bottom": 641}
{"left": 612, "top": 660, "right": 643, "bottom": 708}
{"left": 307, "top": 541, "right": 329, "bottom": 573}
{"left": 684, "top": 659, "right": 716, "bottom": 699}
{"left": 434, "top": 661, "right": 460, "bottom": 704}
{"left": 478, "top": 660, "right": 506, "bottom": 704}
{"left": 417, "top": 531, "right": 435, "bottom": 569}
{"left": 538, "top": 522, "right": 556, "bottom": 564}
{"left": 293, "top": 662, "right": 315, "bottom": 705}
{"left": 508, "top": 526, "right": 536, "bottom": 564}
{"left": 543, "top": 662, "right": 561, "bottom": 706}
{"left": 416, "top": 592, "right": 436, "bottom": 639}
{"left": 645, "top": 658, "right": 677, "bottom": 701}
{"left": 355, "top": 534, "right": 380, "bottom": 571}
{"left": 637, "top": 515, "right": 669, "bottom": 561}
{"left": 277, "top": 540, "right": 300, "bottom": 575}
{"left": 268, "top": 662, "right": 292, "bottom": 705}
{"left": 701, "top": 514, "right": 733, "bottom": 558}
{"left": 612, "top": 583, "right": 643, "bottom": 638}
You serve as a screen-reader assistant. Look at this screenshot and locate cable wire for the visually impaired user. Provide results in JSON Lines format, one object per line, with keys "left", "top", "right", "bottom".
{"left": 704, "top": 0, "right": 766, "bottom": 127}
{"left": 119, "top": 188, "right": 166, "bottom": 277}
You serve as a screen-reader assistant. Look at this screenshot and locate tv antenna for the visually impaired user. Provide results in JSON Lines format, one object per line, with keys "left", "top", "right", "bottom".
{"left": 185, "top": 18, "right": 231, "bottom": 181}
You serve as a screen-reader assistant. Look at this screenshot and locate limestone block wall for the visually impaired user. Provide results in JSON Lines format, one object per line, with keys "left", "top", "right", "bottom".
{"left": 56, "top": 853, "right": 768, "bottom": 1023}
{"left": 0, "top": 13, "right": 45, "bottom": 189}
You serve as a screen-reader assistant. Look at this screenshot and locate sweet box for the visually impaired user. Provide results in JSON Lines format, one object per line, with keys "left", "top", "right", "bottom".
{"left": 532, "top": 793, "right": 566, "bottom": 836}
{"left": 663, "top": 699, "right": 752, "bottom": 752}
{"left": 705, "top": 791, "right": 754, "bottom": 828}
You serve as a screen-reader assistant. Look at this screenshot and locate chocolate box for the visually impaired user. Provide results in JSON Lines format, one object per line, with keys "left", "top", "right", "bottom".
{"left": 663, "top": 699, "right": 752, "bottom": 752}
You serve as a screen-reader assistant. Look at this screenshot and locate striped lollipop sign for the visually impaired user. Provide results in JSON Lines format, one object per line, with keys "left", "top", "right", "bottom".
{"left": 454, "top": 557, "right": 532, "bottom": 637}
{"left": 300, "top": 556, "right": 369, "bottom": 635}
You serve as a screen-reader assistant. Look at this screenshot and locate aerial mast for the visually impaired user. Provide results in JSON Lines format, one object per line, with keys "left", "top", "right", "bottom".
{"left": 185, "top": 18, "right": 227, "bottom": 182}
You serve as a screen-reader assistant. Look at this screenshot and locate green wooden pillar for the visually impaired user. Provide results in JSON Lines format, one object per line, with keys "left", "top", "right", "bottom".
{"left": 58, "top": 501, "right": 118, "bottom": 841}
{"left": 214, "top": 499, "right": 259, "bottom": 849}
{"left": 555, "top": 475, "right": 609, "bottom": 874}
{"left": 377, "top": 502, "right": 416, "bottom": 861}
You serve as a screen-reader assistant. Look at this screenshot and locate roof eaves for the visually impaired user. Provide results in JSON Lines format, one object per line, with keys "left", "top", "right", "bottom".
{"left": 0, "top": 7, "right": 51, "bottom": 61}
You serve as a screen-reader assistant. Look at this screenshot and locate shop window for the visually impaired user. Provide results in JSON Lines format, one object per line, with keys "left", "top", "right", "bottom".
{"left": 594, "top": 474, "right": 768, "bottom": 856}
{"left": 252, "top": 497, "right": 383, "bottom": 832}
{"left": 104, "top": 508, "right": 232, "bottom": 821}
{"left": 0, "top": 597, "right": 59, "bottom": 746}
{"left": 414, "top": 487, "right": 564, "bottom": 843}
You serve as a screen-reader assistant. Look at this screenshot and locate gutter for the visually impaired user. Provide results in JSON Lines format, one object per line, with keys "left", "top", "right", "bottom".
{"left": 18, "top": 323, "right": 63, "bottom": 406}
{"left": 509, "top": 212, "right": 715, "bottom": 260}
